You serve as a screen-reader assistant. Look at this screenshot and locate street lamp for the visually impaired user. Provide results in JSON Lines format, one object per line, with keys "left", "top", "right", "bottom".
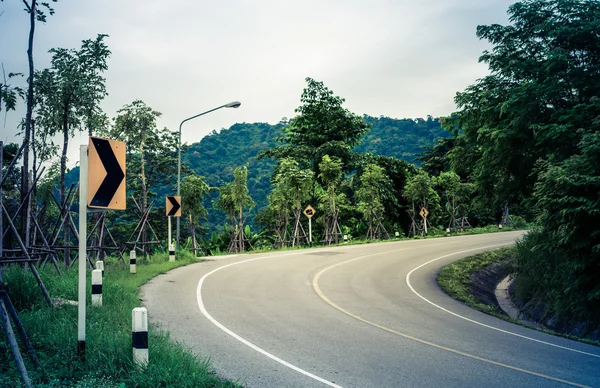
{"left": 176, "top": 101, "right": 241, "bottom": 247}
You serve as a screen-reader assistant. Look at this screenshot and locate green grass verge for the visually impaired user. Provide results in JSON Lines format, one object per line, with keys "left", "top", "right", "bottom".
{"left": 437, "top": 248, "right": 600, "bottom": 347}
{"left": 0, "top": 251, "right": 239, "bottom": 387}
{"left": 436, "top": 248, "right": 516, "bottom": 320}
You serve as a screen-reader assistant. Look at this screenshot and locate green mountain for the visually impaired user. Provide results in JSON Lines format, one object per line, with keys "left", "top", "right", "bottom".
{"left": 182, "top": 116, "right": 448, "bottom": 232}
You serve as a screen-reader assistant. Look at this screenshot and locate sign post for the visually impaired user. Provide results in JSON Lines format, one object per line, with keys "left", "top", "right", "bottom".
{"left": 419, "top": 207, "right": 429, "bottom": 235}
{"left": 78, "top": 145, "right": 88, "bottom": 357}
{"left": 79, "top": 137, "right": 126, "bottom": 358}
{"left": 166, "top": 196, "right": 181, "bottom": 261}
{"left": 303, "top": 205, "right": 316, "bottom": 244}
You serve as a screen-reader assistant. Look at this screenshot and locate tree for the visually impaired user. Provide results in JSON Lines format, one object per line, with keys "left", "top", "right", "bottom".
{"left": 403, "top": 170, "right": 439, "bottom": 235}
{"left": 449, "top": 0, "right": 600, "bottom": 218}
{"left": 434, "top": 171, "right": 473, "bottom": 231}
{"left": 448, "top": 0, "right": 600, "bottom": 321}
{"left": 216, "top": 166, "right": 254, "bottom": 253}
{"left": 262, "top": 77, "right": 369, "bottom": 176}
{"left": 181, "top": 174, "right": 210, "bottom": 254}
{"left": 19, "top": 0, "right": 56, "bottom": 247}
{"left": 34, "top": 34, "right": 110, "bottom": 207}
{"left": 105, "top": 100, "right": 178, "bottom": 256}
{"left": 273, "top": 158, "right": 313, "bottom": 246}
{"left": 318, "top": 155, "right": 344, "bottom": 244}
{"left": 356, "top": 163, "right": 388, "bottom": 239}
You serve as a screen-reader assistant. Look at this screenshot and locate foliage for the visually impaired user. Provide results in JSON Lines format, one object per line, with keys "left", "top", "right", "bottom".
{"left": 0, "top": 69, "right": 24, "bottom": 116}
{"left": 444, "top": 0, "right": 600, "bottom": 323}
{"left": 181, "top": 174, "right": 210, "bottom": 221}
{"left": 437, "top": 248, "right": 518, "bottom": 318}
{"left": 358, "top": 115, "right": 449, "bottom": 165}
{"left": 34, "top": 34, "right": 110, "bottom": 201}
{"left": 262, "top": 77, "right": 369, "bottom": 176}
{"left": 318, "top": 155, "right": 343, "bottom": 216}
{"left": 183, "top": 117, "right": 447, "bottom": 233}
{"left": 355, "top": 163, "right": 387, "bottom": 237}
{"left": 403, "top": 170, "right": 439, "bottom": 210}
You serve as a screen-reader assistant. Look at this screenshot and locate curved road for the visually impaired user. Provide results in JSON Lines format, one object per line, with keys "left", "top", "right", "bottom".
{"left": 142, "top": 232, "right": 600, "bottom": 387}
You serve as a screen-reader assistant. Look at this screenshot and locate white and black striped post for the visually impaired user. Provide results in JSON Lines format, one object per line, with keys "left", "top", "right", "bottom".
{"left": 91, "top": 269, "right": 102, "bottom": 307}
{"left": 96, "top": 260, "right": 104, "bottom": 278}
{"left": 168, "top": 216, "right": 175, "bottom": 262}
{"left": 132, "top": 307, "right": 148, "bottom": 367}
{"left": 169, "top": 243, "right": 175, "bottom": 262}
{"left": 343, "top": 234, "right": 348, "bottom": 243}
{"left": 130, "top": 250, "right": 136, "bottom": 274}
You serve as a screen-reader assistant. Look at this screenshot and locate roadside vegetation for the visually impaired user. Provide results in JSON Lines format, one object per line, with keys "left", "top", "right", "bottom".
{"left": 0, "top": 252, "right": 239, "bottom": 388}
{"left": 437, "top": 248, "right": 600, "bottom": 346}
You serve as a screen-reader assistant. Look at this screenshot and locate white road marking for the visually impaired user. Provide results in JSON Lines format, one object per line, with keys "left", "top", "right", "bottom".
{"left": 405, "top": 244, "right": 600, "bottom": 358}
{"left": 196, "top": 253, "right": 344, "bottom": 388}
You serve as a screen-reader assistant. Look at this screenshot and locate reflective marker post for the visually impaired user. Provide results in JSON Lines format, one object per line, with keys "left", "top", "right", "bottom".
{"left": 78, "top": 145, "right": 88, "bottom": 358}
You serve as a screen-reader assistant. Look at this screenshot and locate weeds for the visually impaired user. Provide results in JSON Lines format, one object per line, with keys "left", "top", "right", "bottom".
{"left": 0, "top": 251, "right": 238, "bottom": 387}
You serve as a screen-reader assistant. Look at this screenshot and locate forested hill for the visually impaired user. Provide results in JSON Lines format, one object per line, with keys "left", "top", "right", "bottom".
{"left": 356, "top": 115, "right": 448, "bottom": 164}
{"left": 183, "top": 116, "right": 448, "bottom": 231}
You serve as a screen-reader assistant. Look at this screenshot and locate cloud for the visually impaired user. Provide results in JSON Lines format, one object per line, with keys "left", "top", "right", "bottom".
{"left": 0, "top": 0, "right": 513, "bottom": 165}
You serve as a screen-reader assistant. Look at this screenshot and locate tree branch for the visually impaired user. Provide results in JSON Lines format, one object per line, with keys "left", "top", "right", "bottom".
{"left": 22, "top": 0, "right": 32, "bottom": 13}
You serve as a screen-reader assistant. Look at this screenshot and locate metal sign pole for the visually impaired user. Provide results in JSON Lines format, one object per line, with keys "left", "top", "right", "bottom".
{"left": 309, "top": 218, "right": 312, "bottom": 244}
{"left": 78, "top": 145, "right": 88, "bottom": 357}
{"left": 168, "top": 216, "right": 172, "bottom": 249}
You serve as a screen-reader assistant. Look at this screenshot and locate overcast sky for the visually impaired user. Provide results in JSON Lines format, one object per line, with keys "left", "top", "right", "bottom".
{"left": 0, "top": 0, "right": 513, "bottom": 167}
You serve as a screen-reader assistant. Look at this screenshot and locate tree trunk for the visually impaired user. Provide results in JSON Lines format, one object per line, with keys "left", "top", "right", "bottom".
{"left": 61, "top": 105, "right": 70, "bottom": 266}
{"left": 238, "top": 205, "right": 243, "bottom": 253}
{"left": 21, "top": 0, "right": 36, "bottom": 248}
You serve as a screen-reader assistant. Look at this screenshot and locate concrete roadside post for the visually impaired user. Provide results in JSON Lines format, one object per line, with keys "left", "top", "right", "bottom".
{"left": 96, "top": 260, "right": 104, "bottom": 278}
{"left": 91, "top": 269, "right": 102, "bottom": 307}
{"left": 132, "top": 307, "right": 148, "bottom": 367}
{"left": 130, "top": 250, "right": 136, "bottom": 274}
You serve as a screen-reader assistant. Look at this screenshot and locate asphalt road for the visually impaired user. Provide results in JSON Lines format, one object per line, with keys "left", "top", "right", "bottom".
{"left": 141, "top": 231, "right": 600, "bottom": 387}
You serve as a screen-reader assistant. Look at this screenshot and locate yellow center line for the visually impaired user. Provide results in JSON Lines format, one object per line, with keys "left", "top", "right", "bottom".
{"left": 312, "top": 252, "right": 591, "bottom": 388}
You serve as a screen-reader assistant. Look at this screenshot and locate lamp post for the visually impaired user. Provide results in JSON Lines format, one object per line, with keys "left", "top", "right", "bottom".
{"left": 176, "top": 101, "right": 241, "bottom": 248}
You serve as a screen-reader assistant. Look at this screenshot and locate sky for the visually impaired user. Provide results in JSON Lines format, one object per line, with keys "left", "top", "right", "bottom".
{"left": 0, "top": 0, "right": 513, "bottom": 168}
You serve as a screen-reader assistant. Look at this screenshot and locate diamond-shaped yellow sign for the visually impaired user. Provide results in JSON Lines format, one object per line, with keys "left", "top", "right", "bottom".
{"left": 419, "top": 207, "right": 429, "bottom": 219}
{"left": 303, "top": 204, "right": 316, "bottom": 219}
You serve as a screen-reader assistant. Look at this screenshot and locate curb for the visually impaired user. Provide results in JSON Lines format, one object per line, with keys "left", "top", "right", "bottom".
{"left": 495, "top": 275, "right": 541, "bottom": 328}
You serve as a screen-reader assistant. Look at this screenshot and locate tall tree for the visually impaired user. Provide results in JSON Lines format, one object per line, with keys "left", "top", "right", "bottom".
{"left": 19, "top": 0, "right": 56, "bottom": 246}
{"left": 181, "top": 174, "right": 210, "bottom": 254}
{"left": 448, "top": 0, "right": 600, "bottom": 321}
{"left": 261, "top": 77, "right": 369, "bottom": 176}
{"left": 318, "top": 155, "right": 344, "bottom": 243}
{"left": 106, "top": 100, "right": 178, "bottom": 256}
{"left": 230, "top": 166, "right": 254, "bottom": 252}
{"left": 273, "top": 158, "right": 313, "bottom": 246}
{"left": 403, "top": 170, "right": 439, "bottom": 235}
{"left": 448, "top": 0, "right": 600, "bottom": 217}
{"left": 356, "top": 163, "right": 387, "bottom": 239}
{"left": 34, "top": 34, "right": 110, "bottom": 206}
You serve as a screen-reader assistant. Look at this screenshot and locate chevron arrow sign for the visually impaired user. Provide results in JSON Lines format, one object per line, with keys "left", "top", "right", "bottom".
{"left": 166, "top": 196, "right": 181, "bottom": 217}
{"left": 88, "top": 136, "right": 126, "bottom": 210}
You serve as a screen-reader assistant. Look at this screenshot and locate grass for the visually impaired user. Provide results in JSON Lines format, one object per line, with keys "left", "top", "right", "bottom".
{"left": 244, "top": 224, "right": 520, "bottom": 254}
{"left": 0, "top": 251, "right": 239, "bottom": 387}
{"left": 437, "top": 248, "right": 600, "bottom": 347}
{"left": 436, "top": 248, "right": 517, "bottom": 319}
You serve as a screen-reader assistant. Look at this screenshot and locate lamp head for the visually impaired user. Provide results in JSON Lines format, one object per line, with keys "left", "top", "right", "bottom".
{"left": 225, "top": 101, "right": 241, "bottom": 108}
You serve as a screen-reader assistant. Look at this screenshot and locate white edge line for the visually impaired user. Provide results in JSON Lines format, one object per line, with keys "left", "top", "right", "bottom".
{"left": 196, "top": 254, "right": 344, "bottom": 388}
{"left": 405, "top": 244, "right": 600, "bottom": 359}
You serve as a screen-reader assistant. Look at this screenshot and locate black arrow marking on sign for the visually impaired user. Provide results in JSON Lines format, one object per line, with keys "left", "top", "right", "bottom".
{"left": 90, "top": 138, "right": 125, "bottom": 207}
{"left": 167, "top": 196, "right": 181, "bottom": 216}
